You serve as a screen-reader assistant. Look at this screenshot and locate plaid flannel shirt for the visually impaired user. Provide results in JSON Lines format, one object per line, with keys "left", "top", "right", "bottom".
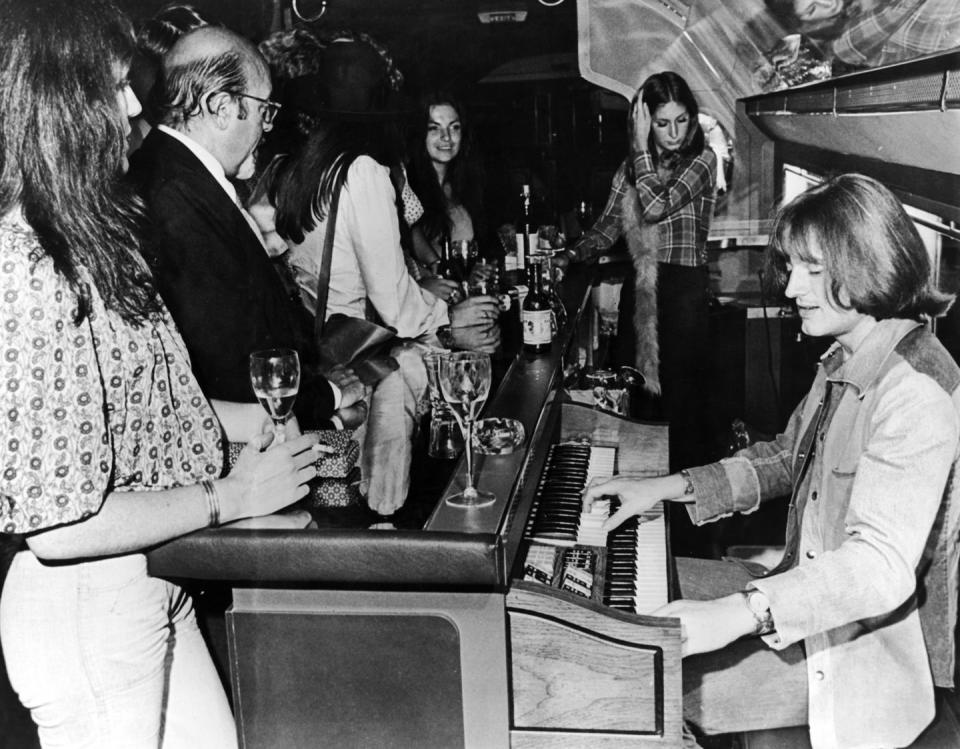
{"left": 832, "top": 0, "right": 960, "bottom": 68}
{"left": 575, "top": 146, "right": 717, "bottom": 267}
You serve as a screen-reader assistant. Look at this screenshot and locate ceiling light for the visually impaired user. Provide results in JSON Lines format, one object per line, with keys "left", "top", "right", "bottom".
{"left": 478, "top": 1, "right": 528, "bottom": 23}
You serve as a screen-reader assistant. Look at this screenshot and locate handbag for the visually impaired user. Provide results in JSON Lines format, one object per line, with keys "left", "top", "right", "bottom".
{"left": 227, "top": 429, "right": 359, "bottom": 479}
{"left": 313, "top": 172, "right": 399, "bottom": 387}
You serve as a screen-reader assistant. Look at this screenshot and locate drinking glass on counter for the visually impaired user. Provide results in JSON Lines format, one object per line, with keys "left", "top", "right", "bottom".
{"left": 249, "top": 348, "right": 300, "bottom": 444}
{"left": 438, "top": 351, "right": 495, "bottom": 507}
{"left": 423, "top": 351, "right": 464, "bottom": 459}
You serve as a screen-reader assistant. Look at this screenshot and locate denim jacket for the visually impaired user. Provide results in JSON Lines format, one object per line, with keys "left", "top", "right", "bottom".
{"left": 688, "top": 319, "right": 960, "bottom": 749}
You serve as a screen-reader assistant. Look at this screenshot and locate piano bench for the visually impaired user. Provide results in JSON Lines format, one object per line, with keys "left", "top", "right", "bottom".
{"left": 738, "top": 687, "right": 960, "bottom": 749}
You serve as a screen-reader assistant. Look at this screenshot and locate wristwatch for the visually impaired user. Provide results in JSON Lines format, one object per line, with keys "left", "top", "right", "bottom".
{"left": 436, "top": 324, "right": 455, "bottom": 349}
{"left": 742, "top": 588, "right": 776, "bottom": 636}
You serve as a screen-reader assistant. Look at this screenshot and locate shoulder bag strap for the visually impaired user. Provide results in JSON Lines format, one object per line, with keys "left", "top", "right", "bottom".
{"left": 313, "top": 169, "right": 347, "bottom": 340}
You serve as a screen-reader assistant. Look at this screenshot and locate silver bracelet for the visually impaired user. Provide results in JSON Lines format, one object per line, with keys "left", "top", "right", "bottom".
{"left": 200, "top": 479, "right": 221, "bottom": 527}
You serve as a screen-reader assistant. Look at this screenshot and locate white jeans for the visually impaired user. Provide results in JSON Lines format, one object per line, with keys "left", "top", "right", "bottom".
{"left": 359, "top": 340, "right": 432, "bottom": 515}
{"left": 0, "top": 551, "right": 236, "bottom": 749}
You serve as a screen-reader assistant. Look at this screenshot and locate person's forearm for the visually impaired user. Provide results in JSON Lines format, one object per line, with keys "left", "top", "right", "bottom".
{"left": 658, "top": 473, "right": 693, "bottom": 503}
{"left": 26, "top": 482, "right": 215, "bottom": 560}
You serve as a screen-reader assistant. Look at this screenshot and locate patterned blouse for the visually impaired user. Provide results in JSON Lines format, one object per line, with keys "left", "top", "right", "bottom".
{"left": 0, "top": 209, "right": 224, "bottom": 534}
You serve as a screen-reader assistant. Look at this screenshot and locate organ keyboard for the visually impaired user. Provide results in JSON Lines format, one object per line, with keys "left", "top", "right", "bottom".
{"left": 521, "top": 441, "right": 670, "bottom": 614}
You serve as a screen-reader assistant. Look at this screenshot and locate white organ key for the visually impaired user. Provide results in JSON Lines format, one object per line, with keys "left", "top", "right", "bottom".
{"left": 631, "top": 502, "right": 669, "bottom": 614}
{"left": 575, "top": 446, "right": 616, "bottom": 547}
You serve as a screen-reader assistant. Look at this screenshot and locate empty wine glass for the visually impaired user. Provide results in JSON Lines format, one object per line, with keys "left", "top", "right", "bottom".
{"left": 438, "top": 351, "right": 495, "bottom": 507}
{"left": 249, "top": 348, "right": 300, "bottom": 444}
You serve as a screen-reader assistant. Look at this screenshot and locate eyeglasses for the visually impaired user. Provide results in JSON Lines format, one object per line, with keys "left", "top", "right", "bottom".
{"left": 233, "top": 92, "right": 282, "bottom": 125}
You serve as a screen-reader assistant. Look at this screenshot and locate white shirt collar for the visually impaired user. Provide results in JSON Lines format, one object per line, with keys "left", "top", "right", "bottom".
{"left": 157, "top": 124, "right": 239, "bottom": 205}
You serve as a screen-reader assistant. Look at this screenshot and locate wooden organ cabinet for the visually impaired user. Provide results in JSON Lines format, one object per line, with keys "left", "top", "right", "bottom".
{"left": 147, "top": 271, "right": 683, "bottom": 748}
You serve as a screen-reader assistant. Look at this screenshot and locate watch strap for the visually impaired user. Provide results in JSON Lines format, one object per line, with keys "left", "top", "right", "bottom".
{"left": 742, "top": 589, "right": 776, "bottom": 636}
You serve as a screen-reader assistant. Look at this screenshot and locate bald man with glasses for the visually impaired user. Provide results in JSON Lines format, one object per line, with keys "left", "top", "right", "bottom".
{"left": 129, "top": 25, "right": 363, "bottom": 429}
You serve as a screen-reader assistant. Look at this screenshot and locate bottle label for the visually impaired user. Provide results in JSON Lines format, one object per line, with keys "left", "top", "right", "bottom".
{"left": 522, "top": 309, "right": 552, "bottom": 345}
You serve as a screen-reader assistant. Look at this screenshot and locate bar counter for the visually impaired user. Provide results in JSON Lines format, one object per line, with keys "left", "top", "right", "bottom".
{"left": 146, "top": 267, "right": 592, "bottom": 589}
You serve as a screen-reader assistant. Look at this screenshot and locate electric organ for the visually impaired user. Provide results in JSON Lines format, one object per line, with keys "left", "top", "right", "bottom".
{"left": 147, "top": 273, "right": 683, "bottom": 748}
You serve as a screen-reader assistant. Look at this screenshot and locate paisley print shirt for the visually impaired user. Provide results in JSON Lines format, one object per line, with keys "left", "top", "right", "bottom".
{"left": 0, "top": 209, "right": 224, "bottom": 534}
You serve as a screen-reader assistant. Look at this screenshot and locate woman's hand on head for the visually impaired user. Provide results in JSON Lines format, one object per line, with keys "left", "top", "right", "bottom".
{"left": 632, "top": 99, "right": 652, "bottom": 154}
{"left": 219, "top": 430, "right": 322, "bottom": 521}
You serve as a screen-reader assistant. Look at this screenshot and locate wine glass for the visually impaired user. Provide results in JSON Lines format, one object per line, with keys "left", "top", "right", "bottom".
{"left": 249, "top": 348, "right": 300, "bottom": 444}
{"left": 450, "top": 239, "right": 479, "bottom": 278}
{"left": 438, "top": 351, "right": 495, "bottom": 507}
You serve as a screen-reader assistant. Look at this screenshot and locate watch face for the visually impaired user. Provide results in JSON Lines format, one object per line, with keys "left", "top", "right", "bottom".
{"left": 747, "top": 589, "right": 770, "bottom": 614}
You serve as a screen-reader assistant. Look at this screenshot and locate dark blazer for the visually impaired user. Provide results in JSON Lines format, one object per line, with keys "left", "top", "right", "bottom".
{"left": 128, "top": 128, "right": 335, "bottom": 425}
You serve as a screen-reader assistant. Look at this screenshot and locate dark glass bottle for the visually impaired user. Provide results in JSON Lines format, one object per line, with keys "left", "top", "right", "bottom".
{"left": 575, "top": 199, "right": 593, "bottom": 237}
{"left": 522, "top": 261, "right": 552, "bottom": 354}
{"left": 437, "top": 233, "right": 463, "bottom": 283}
{"left": 518, "top": 184, "right": 532, "bottom": 272}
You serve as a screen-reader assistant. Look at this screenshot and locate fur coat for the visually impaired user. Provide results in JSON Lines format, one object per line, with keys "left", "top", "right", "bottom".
{"left": 621, "top": 184, "right": 662, "bottom": 395}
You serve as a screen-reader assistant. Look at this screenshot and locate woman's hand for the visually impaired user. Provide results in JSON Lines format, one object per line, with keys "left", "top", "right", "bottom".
{"left": 325, "top": 365, "right": 365, "bottom": 409}
{"left": 631, "top": 98, "right": 652, "bottom": 155}
{"left": 582, "top": 474, "right": 687, "bottom": 532}
{"left": 218, "top": 429, "right": 322, "bottom": 522}
{"left": 651, "top": 594, "right": 757, "bottom": 657}
{"left": 449, "top": 295, "right": 500, "bottom": 326}
{"left": 420, "top": 277, "right": 462, "bottom": 303}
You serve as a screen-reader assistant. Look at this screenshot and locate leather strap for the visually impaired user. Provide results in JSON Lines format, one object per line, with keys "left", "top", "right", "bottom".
{"left": 313, "top": 169, "right": 347, "bottom": 340}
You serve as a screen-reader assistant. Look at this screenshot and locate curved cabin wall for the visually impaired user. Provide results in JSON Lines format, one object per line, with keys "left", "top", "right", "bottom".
{"left": 743, "top": 49, "right": 960, "bottom": 224}
{"left": 577, "top": 1, "right": 960, "bottom": 225}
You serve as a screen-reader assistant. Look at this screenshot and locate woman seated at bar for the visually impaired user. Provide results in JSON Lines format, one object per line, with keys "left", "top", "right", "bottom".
{"left": 405, "top": 91, "right": 489, "bottom": 302}
{"left": 255, "top": 32, "right": 500, "bottom": 516}
{"left": 0, "top": 1, "right": 322, "bottom": 745}
{"left": 583, "top": 173, "right": 960, "bottom": 749}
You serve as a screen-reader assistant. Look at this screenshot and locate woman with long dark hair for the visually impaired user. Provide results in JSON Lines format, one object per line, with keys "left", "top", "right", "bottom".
{"left": 406, "top": 91, "right": 487, "bottom": 281}
{"left": 0, "top": 1, "right": 320, "bottom": 745}
{"left": 574, "top": 70, "right": 718, "bottom": 475}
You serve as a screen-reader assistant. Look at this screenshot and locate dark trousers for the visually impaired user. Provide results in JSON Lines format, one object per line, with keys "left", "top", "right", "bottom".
{"left": 677, "top": 557, "right": 808, "bottom": 735}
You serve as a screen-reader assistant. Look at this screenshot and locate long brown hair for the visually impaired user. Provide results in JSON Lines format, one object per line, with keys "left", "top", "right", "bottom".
{"left": 0, "top": 0, "right": 161, "bottom": 324}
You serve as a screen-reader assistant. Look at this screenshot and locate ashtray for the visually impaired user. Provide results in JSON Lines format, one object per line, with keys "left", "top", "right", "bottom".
{"left": 473, "top": 417, "right": 525, "bottom": 455}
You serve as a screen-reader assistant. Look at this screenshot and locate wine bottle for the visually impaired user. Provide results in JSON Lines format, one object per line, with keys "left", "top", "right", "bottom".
{"left": 522, "top": 261, "right": 552, "bottom": 354}
{"left": 576, "top": 199, "right": 593, "bottom": 236}
{"left": 517, "top": 184, "right": 532, "bottom": 271}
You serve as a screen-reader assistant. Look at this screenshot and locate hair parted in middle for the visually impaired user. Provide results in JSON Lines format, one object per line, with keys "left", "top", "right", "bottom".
{"left": 406, "top": 90, "right": 486, "bottom": 245}
{"left": 0, "top": 0, "right": 161, "bottom": 325}
{"left": 632, "top": 70, "right": 706, "bottom": 169}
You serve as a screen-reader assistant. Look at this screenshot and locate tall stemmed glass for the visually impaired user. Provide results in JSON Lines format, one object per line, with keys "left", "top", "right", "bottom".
{"left": 249, "top": 348, "right": 300, "bottom": 444}
{"left": 438, "top": 351, "right": 495, "bottom": 507}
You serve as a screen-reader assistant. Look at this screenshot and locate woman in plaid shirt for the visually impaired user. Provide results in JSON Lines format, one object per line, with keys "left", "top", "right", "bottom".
{"left": 573, "top": 71, "right": 717, "bottom": 474}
